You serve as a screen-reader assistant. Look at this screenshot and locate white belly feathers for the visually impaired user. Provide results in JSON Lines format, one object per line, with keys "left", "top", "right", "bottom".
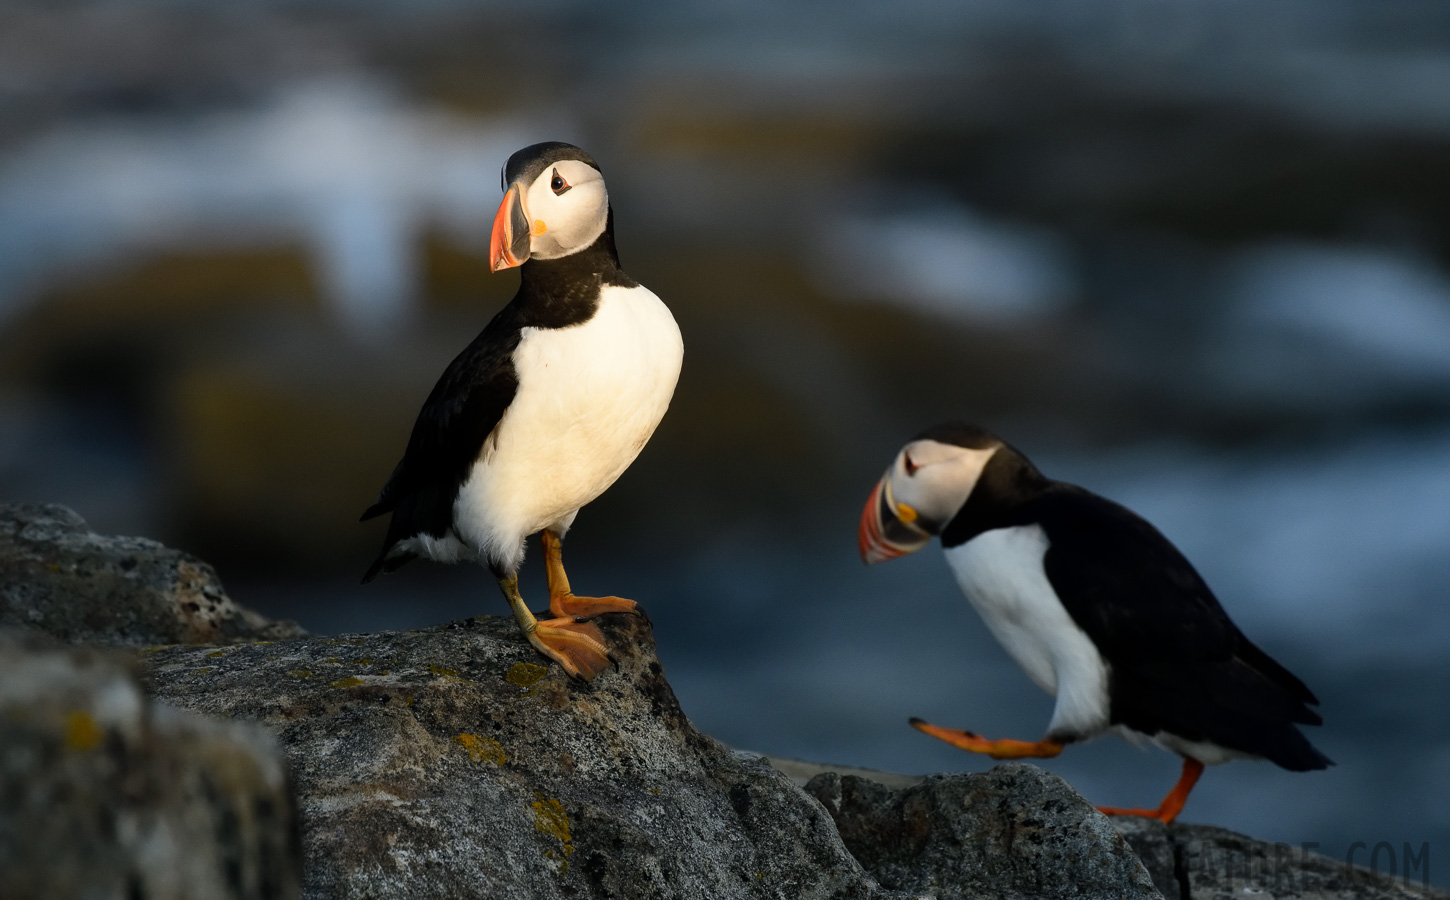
{"left": 943, "top": 525, "right": 1111, "bottom": 740}
{"left": 453, "top": 283, "right": 683, "bottom": 572}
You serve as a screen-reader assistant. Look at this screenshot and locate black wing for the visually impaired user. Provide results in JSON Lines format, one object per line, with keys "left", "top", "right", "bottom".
{"left": 359, "top": 305, "right": 525, "bottom": 582}
{"left": 1033, "top": 485, "right": 1330, "bottom": 770}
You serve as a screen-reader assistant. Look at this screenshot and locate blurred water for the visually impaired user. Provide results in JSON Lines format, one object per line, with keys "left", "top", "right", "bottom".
{"left": 816, "top": 203, "right": 1077, "bottom": 324}
{"left": 0, "top": 77, "right": 539, "bottom": 335}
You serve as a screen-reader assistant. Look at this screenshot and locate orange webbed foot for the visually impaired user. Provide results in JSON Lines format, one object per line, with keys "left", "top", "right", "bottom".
{"left": 909, "top": 718, "right": 1065, "bottom": 759}
{"left": 541, "top": 529, "right": 640, "bottom": 620}
{"left": 524, "top": 616, "right": 614, "bottom": 681}
{"left": 551, "top": 592, "right": 638, "bottom": 620}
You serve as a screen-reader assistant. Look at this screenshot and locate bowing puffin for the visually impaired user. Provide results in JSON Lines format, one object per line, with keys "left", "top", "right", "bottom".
{"left": 362, "top": 142, "right": 683, "bottom": 680}
{"left": 858, "top": 423, "right": 1330, "bottom": 822}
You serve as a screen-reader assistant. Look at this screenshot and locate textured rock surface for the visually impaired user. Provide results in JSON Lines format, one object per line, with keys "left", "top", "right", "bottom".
{"left": 0, "top": 503, "right": 303, "bottom": 646}
{"left": 141, "top": 613, "right": 889, "bottom": 900}
{"left": 805, "top": 766, "right": 1162, "bottom": 900}
{"left": 0, "top": 634, "right": 301, "bottom": 900}
{"left": 1114, "top": 818, "right": 1448, "bottom": 900}
{"left": 8, "top": 510, "right": 1420, "bottom": 900}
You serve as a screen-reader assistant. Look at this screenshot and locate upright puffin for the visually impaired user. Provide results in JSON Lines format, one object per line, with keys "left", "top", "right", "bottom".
{"left": 362, "top": 142, "right": 683, "bottom": 681}
{"left": 858, "top": 423, "right": 1330, "bottom": 822}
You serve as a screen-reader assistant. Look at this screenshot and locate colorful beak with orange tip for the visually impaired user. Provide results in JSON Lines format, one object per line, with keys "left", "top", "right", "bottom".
{"left": 489, "top": 182, "right": 532, "bottom": 272}
{"left": 859, "top": 476, "right": 932, "bottom": 564}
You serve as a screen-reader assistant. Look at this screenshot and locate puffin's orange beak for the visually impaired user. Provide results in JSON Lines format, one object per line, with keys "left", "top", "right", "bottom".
{"left": 489, "top": 182, "right": 532, "bottom": 272}
{"left": 859, "top": 478, "right": 928, "bottom": 564}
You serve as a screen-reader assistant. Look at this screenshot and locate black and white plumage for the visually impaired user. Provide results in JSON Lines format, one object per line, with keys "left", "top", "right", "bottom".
{"left": 859, "top": 423, "right": 1330, "bottom": 822}
{"left": 362, "top": 142, "right": 682, "bottom": 680}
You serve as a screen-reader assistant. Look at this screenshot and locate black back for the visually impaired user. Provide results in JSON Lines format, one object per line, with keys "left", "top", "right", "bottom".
{"left": 360, "top": 148, "right": 635, "bottom": 581}
{"left": 938, "top": 432, "right": 1331, "bottom": 770}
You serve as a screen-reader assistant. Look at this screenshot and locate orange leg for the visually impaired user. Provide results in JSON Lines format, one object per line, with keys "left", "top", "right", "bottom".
{"left": 497, "top": 573, "right": 612, "bottom": 681}
{"left": 1097, "top": 757, "right": 1205, "bottom": 824}
{"left": 910, "top": 717, "right": 1065, "bottom": 759}
{"left": 542, "top": 530, "right": 638, "bottom": 619}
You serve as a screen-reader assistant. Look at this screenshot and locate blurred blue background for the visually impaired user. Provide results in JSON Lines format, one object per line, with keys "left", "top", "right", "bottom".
{"left": 2, "top": 0, "right": 1447, "bottom": 882}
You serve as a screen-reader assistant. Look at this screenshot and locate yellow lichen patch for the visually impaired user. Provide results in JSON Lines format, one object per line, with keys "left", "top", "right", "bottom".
{"left": 426, "top": 664, "right": 462, "bottom": 678}
{"left": 64, "top": 710, "right": 104, "bottom": 752}
{"left": 330, "top": 676, "right": 364, "bottom": 689}
{"left": 452, "top": 733, "right": 507, "bottom": 765}
{"left": 287, "top": 669, "right": 313, "bottom": 679}
{"left": 531, "top": 794, "right": 574, "bottom": 875}
{"left": 352, "top": 658, "right": 373, "bottom": 665}
{"left": 506, "top": 662, "right": 548, "bottom": 689}
{"left": 206, "top": 650, "right": 228, "bottom": 658}
{"left": 402, "top": 697, "right": 416, "bottom": 707}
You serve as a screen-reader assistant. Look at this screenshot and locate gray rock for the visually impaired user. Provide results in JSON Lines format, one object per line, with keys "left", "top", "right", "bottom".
{"left": 8, "top": 510, "right": 1406, "bottom": 900}
{"left": 0, "top": 633, "right": 301, "bottom": 900}
{"left": 141, "top": 613, "right": 891, "bottom": 900}
{"left": 763, "top": 755, "right": 927, "bottom": 791}
{"left": 0, "top": 503, "right": 303, "bottom": 646}
{"left": 804, "top": 765, "right": 1163, "bottom": 900}
{"left": 1113, "top": 817, "right": 1448, "bottom": 900}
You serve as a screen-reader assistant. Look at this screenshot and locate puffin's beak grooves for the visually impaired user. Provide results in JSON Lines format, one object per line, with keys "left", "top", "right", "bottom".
{"left": 859, "top": 479, "right": 925, "bottom": 564}
{"left": 489, "top": 183, "right": 532, "bottom": 272}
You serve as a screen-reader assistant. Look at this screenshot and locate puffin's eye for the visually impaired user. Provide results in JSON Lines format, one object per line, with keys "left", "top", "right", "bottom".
{"left": 903, "top": 453, "right": 919, "bottom": 476}
{"left": 550, "top": 168, "right": 571, "bottom": 195}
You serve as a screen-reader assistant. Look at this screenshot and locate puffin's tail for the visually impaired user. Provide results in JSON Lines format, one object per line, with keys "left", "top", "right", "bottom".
{"left": 361, "top": 547, "right": 415, "bottom": 584}
{"left": 1271, "top": 730, "right": 1334, "bottom": 772}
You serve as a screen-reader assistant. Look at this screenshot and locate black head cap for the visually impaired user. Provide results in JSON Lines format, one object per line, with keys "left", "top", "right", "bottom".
{"left": 911, "top": 422, "right": 1004, "bottom": 451}
{"left": 502, "top": 142, "right": 603, "bottom": 191}
{"left": 911, "top": 421, "right": 1046, "bottom": 487}
{"left": 925, "top": 423, "right": 1052, "bottom": 546}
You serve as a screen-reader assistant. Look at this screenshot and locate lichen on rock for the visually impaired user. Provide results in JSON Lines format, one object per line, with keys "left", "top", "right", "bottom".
{"left": 141, "top": 614, "right": 883, "bottom": 899}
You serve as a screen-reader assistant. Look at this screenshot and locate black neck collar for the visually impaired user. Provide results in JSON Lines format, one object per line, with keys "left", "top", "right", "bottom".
{"left": 939, "top": 451, "right": 1053, "bottom": 548}
{"left": 506, "top": 208, "right": 637, "bottom": 330}
{"left": 518, "top": 208, "right": 636, "bottom": 299}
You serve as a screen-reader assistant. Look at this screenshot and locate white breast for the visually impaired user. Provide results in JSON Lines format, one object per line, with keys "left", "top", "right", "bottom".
{"left": 454, "top": 283, "right": 683, "bottom": 572}
{"left": 943, "top": 525, "right": 1110, "bottom": 740}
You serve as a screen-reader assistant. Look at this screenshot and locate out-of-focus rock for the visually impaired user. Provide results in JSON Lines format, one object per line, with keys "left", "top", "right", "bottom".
{"left": 804, "top": 765, "right": 1162, "bottom": 900}
{"left": 0, "top": 634, "right": 301, "bottom": 900}
{"left": 142, "top": 614, "right": 891, "bottom": 900}
{"left": 0, "top": 503, "right": 303, "bottom": 645}
{"left": 764, "top": 754, "right": 927, "bottom": 791}
{"left": 1113, "top": 817, "right": 1447, "bottom": 900}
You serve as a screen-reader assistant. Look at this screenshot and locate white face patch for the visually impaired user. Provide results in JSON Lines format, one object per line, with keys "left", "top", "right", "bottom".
{"left": 885, "top": 439, "right": 998, "bottom": 533}
{"left": 521, "top": 159, "right": 608, "bottom": 260}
